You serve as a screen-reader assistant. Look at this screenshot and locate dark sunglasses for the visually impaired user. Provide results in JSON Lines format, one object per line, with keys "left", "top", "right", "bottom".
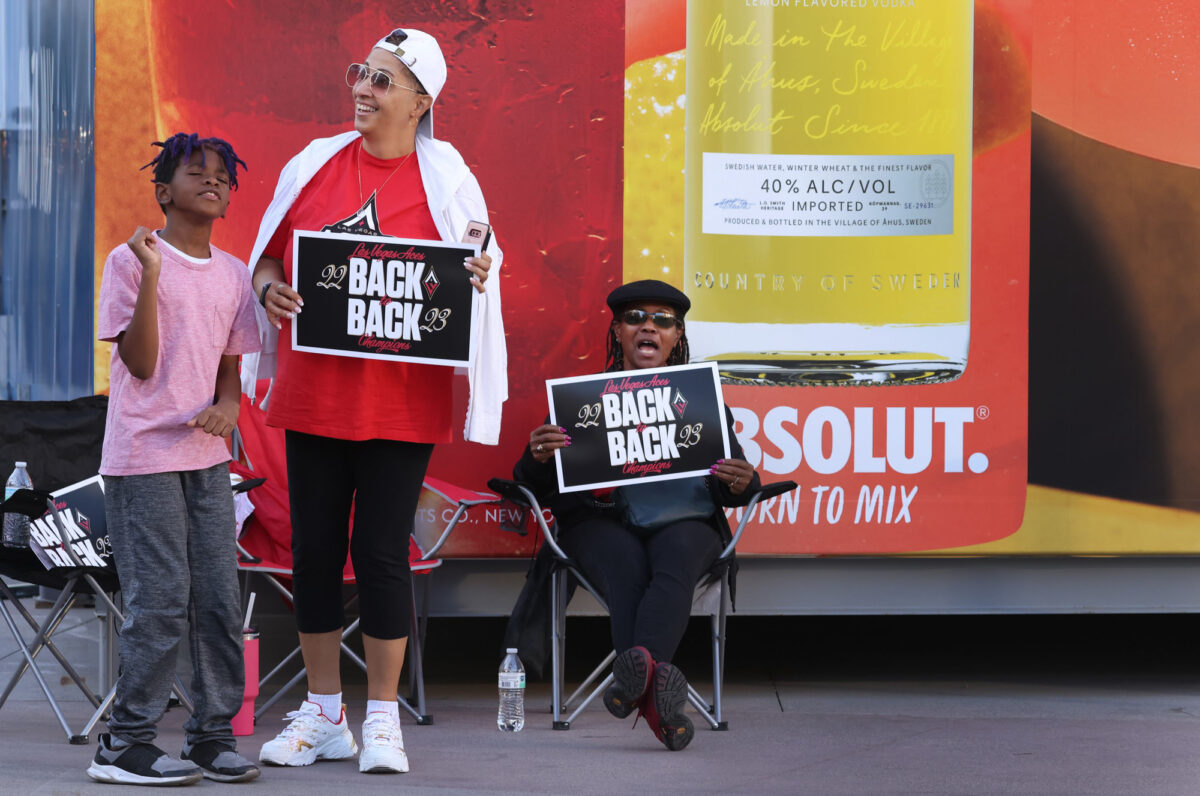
{"left": 621, "top": 309, "right": 680, "bottom": 329}
{"left": 346, "top": 63, "right": 424, "bottom": 97}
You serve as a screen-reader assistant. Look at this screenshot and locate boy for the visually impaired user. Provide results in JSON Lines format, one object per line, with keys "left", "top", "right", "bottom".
{"left": 87, "top": 134, "right": 261, "bottom": 786}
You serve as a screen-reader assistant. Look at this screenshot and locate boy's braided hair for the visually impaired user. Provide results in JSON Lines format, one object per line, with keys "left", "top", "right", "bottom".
{"left": 140, "top": 132, "right": 247, "bottom": 191}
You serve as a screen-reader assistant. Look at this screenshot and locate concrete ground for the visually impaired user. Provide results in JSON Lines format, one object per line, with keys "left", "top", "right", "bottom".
{"left": 2, "top": 605, "right": 1200, "bottom": 795}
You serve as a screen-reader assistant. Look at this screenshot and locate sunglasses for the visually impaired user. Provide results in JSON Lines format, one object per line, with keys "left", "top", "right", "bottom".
{"left": 346, "top": 63, "right": 424, "bottom": 97}
{"left": 621, "top": 309, "right": 680, "bottom": 329}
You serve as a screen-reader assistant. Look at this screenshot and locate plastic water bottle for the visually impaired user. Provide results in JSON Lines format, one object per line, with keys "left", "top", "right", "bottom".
{"left": 497, "top": 647, "right": 525, "bottom": 732}
{"left": 2, "top": 462, "right": 33, "bottom": 549}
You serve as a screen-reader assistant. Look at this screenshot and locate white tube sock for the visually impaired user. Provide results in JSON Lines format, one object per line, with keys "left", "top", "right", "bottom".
{"left": 308, "top": 691, "right": 343, "bottom": 721}
{"left": 366, "top": 699, "right": 400, "bottom": 723}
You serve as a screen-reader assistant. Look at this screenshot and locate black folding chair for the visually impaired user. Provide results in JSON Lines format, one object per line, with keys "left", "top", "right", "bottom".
{"left": 0, "top": 488, "right": 194, "bottom": 743}
{"left": 488, "top": 477, "right": 797, "bottom": 730}
{"left": 0, "top": 397, "right": 195, "bottom": 743}
{"left": 0, "top": 396, "right": 114, "bottom": 740}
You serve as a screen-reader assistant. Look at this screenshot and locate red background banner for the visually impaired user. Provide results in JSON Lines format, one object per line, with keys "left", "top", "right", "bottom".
{"left": 94, "top": 2, "right": 1049, "bottom": 556}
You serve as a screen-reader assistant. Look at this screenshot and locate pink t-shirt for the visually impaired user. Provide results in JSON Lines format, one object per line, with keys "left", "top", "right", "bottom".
{"left": 98, "top": 233, "right": 261, "bottom": 476}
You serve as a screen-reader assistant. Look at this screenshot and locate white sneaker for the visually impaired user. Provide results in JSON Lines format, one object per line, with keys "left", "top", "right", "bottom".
{"left": 358, "top": 712, "right": 409, "bottom": 774}
{"left": 259, "top": 700, "right": 358, "bottom": 766}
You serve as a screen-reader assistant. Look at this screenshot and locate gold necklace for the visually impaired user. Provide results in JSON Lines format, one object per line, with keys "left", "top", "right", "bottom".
{"left": 357, "top": 141, "right": 414, "bottom": 205}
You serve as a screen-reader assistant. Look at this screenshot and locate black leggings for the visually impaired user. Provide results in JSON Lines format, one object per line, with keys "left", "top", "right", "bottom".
{"left": 285, "top": 430, "right": 433, "bottom": 640}
{"left": 561, "top": 516, "right": 723, "bottom": 663}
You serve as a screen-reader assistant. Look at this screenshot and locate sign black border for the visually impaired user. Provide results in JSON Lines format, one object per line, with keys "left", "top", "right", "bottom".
{"left": 546, "top": 362, "right": 731, "bottom": 494}
{"left": 290, "top": 229, "right": 480, "bottom": 367}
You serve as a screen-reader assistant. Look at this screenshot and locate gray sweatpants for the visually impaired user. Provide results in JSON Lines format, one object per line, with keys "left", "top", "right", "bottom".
{"left": 103, "top": 463, "right": 244, "bottom": 746}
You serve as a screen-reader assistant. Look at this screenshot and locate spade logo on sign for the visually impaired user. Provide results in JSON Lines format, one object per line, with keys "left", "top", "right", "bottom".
{"left": 423, "top": 268, "right": 440, "bottom": 299}
{"left": 672, "top": 388, "right": 688, "bottom": 417}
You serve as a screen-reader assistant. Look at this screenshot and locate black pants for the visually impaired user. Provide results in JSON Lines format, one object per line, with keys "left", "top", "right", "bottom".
{"left": 285, "top": 430, "right": 433, "bottom": 640}
{"left": 561, "top": 516, "right": 722, "bottom": 663}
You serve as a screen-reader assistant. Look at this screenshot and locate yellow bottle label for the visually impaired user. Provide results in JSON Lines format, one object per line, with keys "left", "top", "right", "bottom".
{"left": 684, "top": 2, "right": 973, "bottom": 328}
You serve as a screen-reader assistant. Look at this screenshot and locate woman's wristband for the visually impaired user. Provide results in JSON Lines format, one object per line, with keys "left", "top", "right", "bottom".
{"left": 258, "top": 281, "right": 273, "bottom": 307}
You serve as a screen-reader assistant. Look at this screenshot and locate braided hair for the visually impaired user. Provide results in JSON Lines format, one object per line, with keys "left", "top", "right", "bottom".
{"left": 140, "top": 133, "right": 248, "bottom": 215}
{"left": 604, "top": 313, "right": 690, "bottom": 373}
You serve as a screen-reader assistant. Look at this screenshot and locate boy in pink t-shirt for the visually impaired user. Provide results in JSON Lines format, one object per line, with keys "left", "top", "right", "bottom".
{"left": 89, "top": 134, "right": 261, "bottom": 786}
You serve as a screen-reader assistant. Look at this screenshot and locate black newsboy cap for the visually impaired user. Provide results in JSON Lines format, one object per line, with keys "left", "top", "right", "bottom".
{"left": 605, "top": 279, "right": 691, "bottom": 317}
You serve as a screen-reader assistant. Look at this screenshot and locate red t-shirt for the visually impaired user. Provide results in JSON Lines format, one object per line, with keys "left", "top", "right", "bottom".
{"left": 263, "top": 140, "right": 453, "bottom": 443}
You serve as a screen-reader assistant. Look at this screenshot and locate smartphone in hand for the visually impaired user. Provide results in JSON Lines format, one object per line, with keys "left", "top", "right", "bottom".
{"left": 462, "top": 220, "right": 492, "bottom": 251}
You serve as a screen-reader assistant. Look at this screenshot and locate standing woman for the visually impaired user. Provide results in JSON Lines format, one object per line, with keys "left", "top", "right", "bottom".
{"left": 242, "top": 29, "right": 506, "bottom": 774}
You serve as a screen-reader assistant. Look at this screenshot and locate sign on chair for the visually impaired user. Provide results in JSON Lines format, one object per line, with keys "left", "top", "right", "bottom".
{"left": 28, "top": 476, "right": 110, "bottom": 570}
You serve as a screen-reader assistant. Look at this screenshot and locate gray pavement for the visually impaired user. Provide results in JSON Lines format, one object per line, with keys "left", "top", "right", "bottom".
{"left": 3, "top": 609, "right": 1200, "bottom": 794}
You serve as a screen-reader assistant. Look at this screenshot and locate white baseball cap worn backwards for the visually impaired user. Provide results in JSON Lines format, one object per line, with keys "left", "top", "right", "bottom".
{"left": 373, "top": 27, "right": 446, "bottom": 138}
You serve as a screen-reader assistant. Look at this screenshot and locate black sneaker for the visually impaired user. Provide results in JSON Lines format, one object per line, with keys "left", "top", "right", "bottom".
{"left": 86, "top": 733, "right": 203, "bottom": 786}
{"left": 650, "top": 662, "right": 694, "bottom": 751}
{"left": 603, "top": 646, "right": 654, "bottom": 719}
{"left": 181, "top": 739, "right": 261, "bottom": 783}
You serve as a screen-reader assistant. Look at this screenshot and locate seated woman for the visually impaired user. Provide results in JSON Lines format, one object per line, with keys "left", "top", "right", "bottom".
{"left": 513, "top": 279, "right": 760, "bottom": 751}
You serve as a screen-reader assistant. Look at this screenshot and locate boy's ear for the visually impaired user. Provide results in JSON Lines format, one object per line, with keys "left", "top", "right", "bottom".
{"left": 154, "top": 181, "right": 172, "bottom": 208}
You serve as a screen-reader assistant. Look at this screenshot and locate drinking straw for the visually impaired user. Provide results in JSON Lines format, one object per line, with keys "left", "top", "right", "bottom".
{"left": 243, "top": 592, "right": 256, "bottom": 630}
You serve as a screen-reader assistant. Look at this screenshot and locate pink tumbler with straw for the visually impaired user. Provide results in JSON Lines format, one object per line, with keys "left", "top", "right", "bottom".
{"left": 232, "top": 628, "right": 259, "bottom": 736}
{"left": 232, "top": 594, "right": 258, "bottom": 736}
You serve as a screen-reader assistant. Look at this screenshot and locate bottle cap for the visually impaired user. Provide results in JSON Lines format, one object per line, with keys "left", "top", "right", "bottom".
{"left": 15, "top": 462, "right": 26, "bottom": 467}
{"left": 506, "top": 648, "right": 518, "bottom": 654}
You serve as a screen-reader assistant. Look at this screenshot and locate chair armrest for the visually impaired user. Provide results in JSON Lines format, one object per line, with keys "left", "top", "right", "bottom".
{"left": 419, "top": 489, "right": 503, "bottom": 561}
{"left": 484, "top": 478, "right": 571, "bottom": 563}
{"left": 231, "top": 477, "right": 266, "bottom": 495}
{"left": 0, "top": 488, "right": 55, "bottom": 519}
{"left": 486, "top": 478, "right": 536, "bottom": 507}
{"left": 718, "top": 480, "right": 799, "bottom": 560}
{"left": 235, "top": 540, "right": 263, "bottom": 565}
{"left": 752, "top": 480, "right": 798, "bottom": 503}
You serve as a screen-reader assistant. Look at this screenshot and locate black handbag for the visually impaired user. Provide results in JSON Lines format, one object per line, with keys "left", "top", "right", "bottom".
{"left": 502, "top": 543, "right": 573, "bottom": 680}
{"left": 614, "top": 476, "right": 715, "bottom": 533}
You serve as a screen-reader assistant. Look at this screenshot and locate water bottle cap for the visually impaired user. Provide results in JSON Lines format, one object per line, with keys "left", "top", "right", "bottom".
{"left": 506, "top": 648, "right": 518, "bottom": 654}
{"left": 15, "top": 462, "right": 26, "bottom": 468}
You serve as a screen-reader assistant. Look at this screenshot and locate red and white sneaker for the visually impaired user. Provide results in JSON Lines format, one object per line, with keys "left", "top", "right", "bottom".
{"left": 259, "top": 701, "right": 358, "bottom": 766}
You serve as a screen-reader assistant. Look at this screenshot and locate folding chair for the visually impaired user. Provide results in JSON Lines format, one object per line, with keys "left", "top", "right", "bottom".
{"left": 1, "top": 396, "right": 112, "bottom": 699}
{"left": 0, "top": 487, "right": 193, "bottom": 743}
{"left": 236, "top": 495, "right": 493, "bottom": 726}
{"left": 487, "top": 477, "right": 797, "bottom": 730}
{"left": 412, "top": 475, "right": 505, "bottom": 672}
{"left": 0, "top": 398, "right": 205, "bottom": 744}
{"left": 230, "top": 402, "right": 499, "bottom": 725}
